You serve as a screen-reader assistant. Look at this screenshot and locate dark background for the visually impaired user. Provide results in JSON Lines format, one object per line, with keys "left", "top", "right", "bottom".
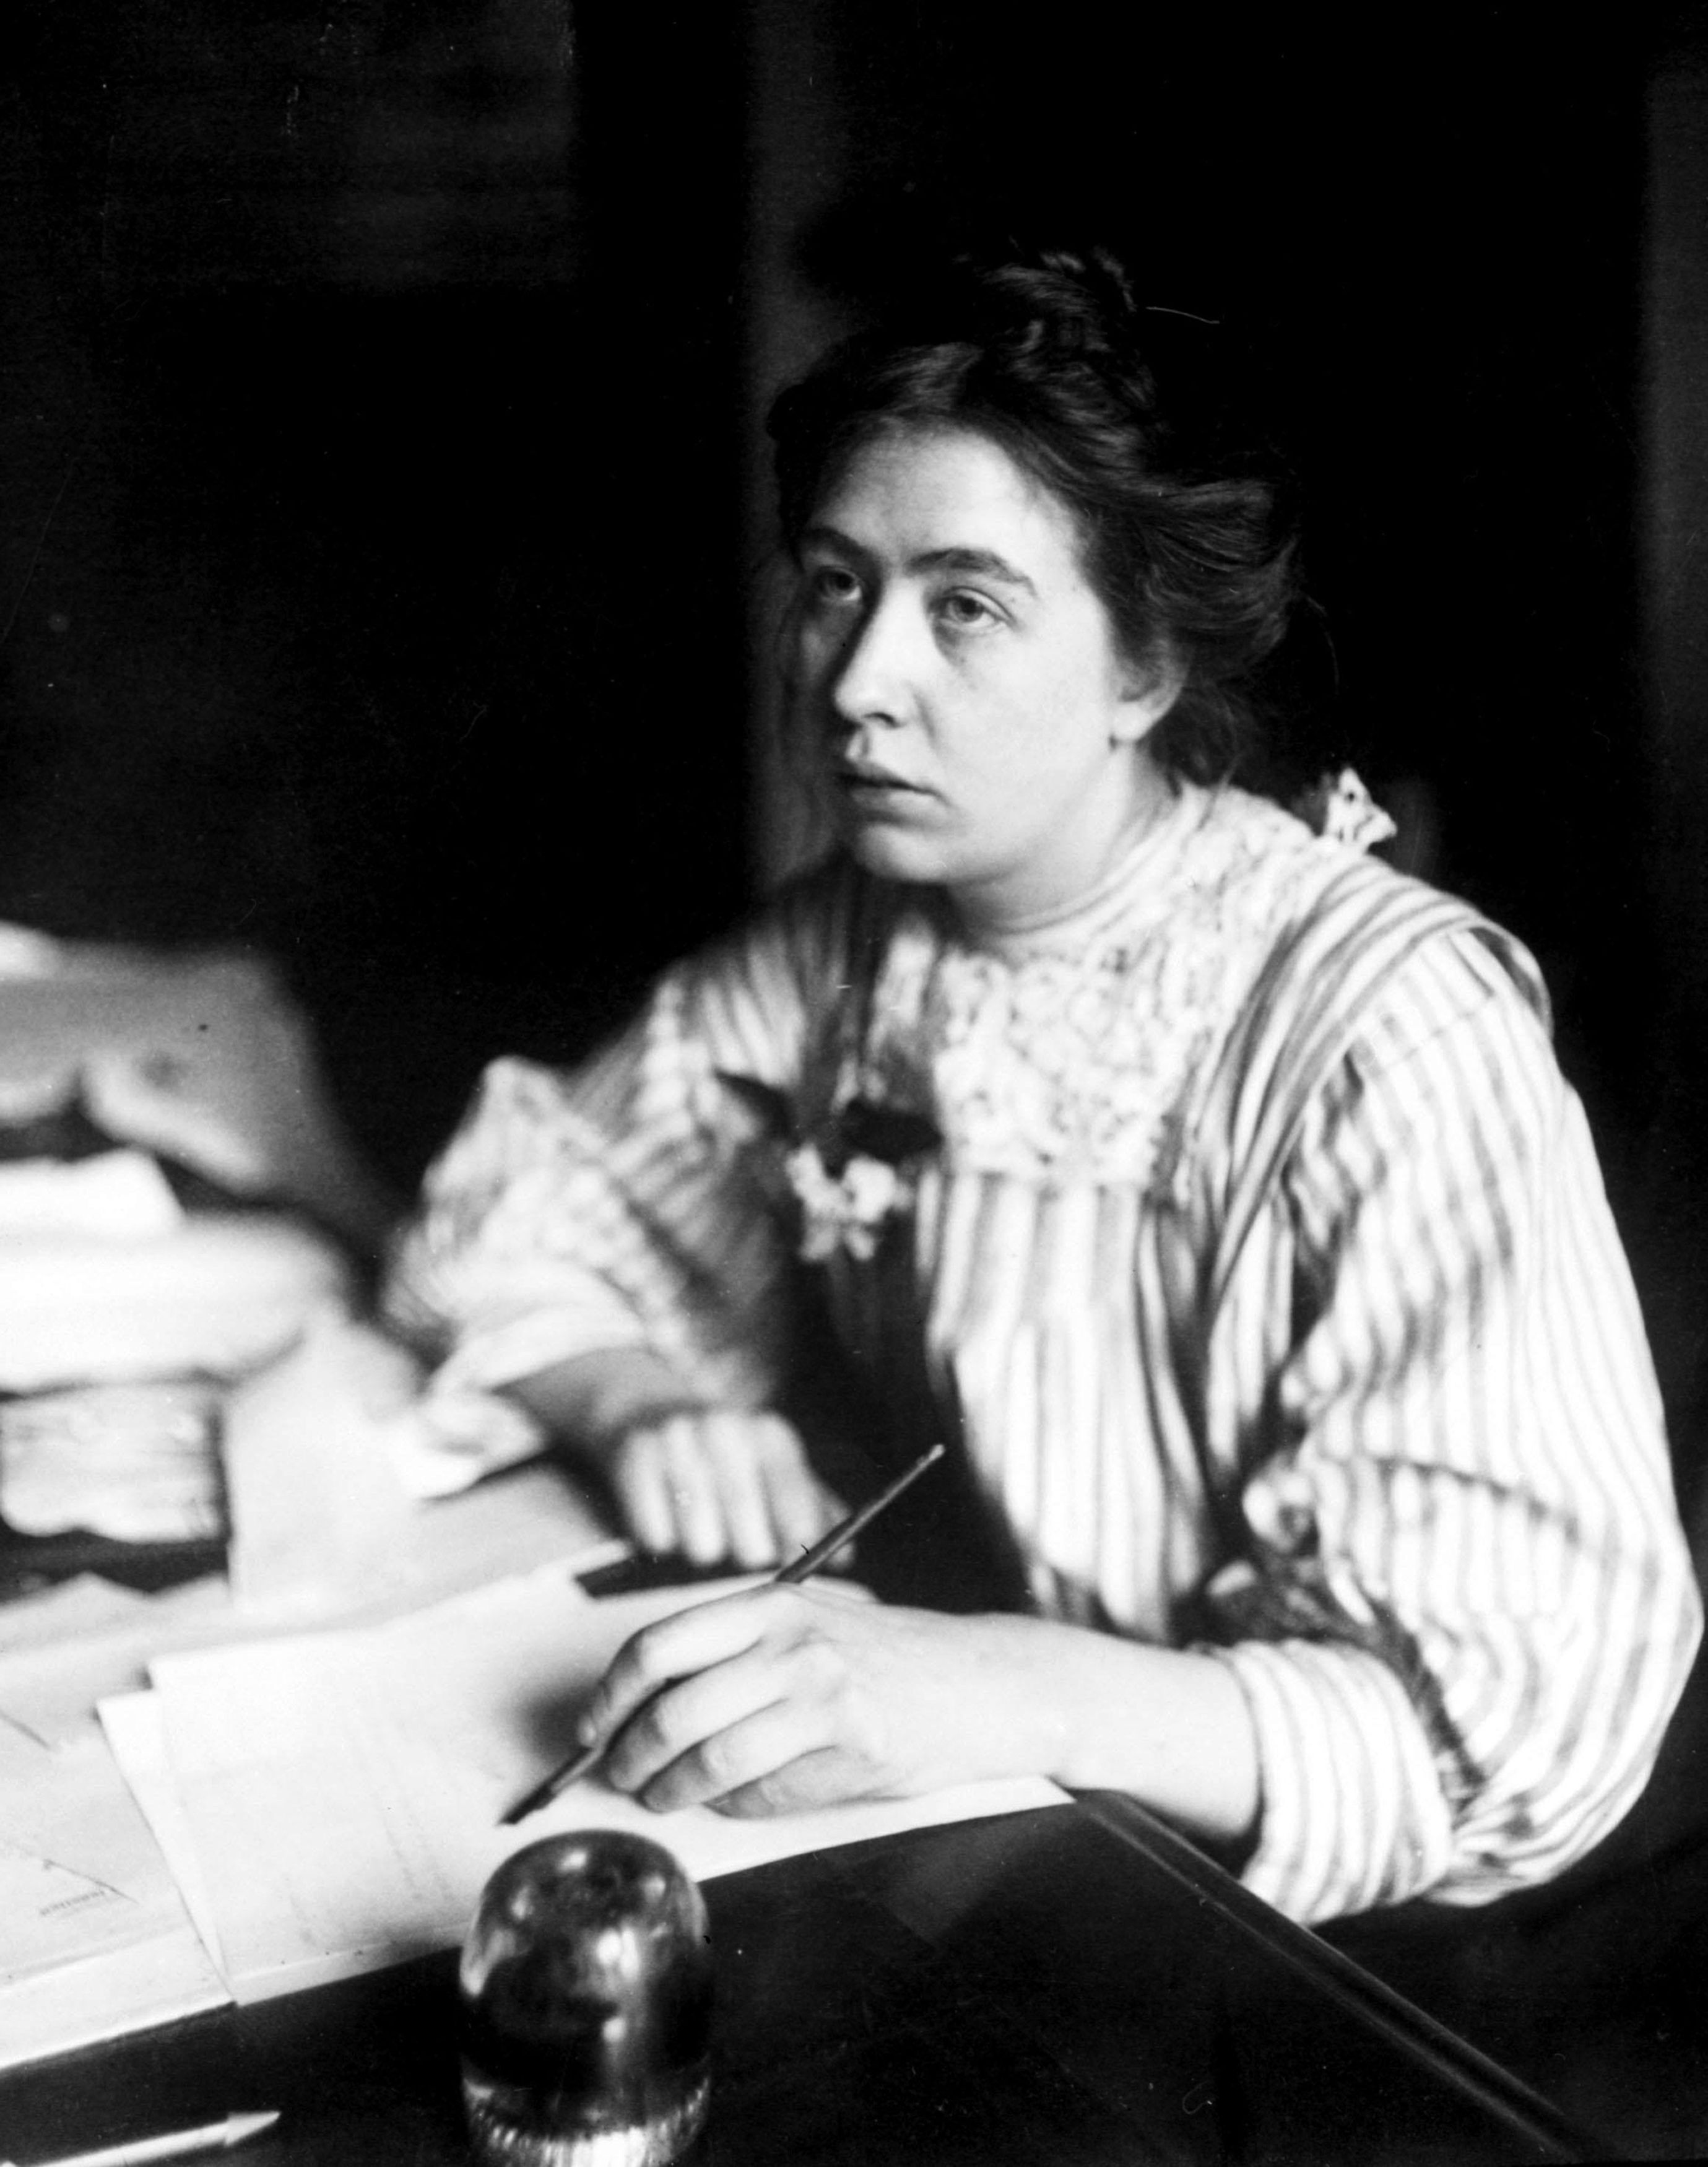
{"left": 4, "top": 1, "right": 1707, "bottom": 1433}
{"left": 14, "top": 7, "right": 1708, "bottom": 2145}
{"left": 2, "top": 0, "right": 752, "bottom": 1171}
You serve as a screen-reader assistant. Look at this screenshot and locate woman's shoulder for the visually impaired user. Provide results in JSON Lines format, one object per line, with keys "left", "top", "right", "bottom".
{"left": 1179, "top": 783, "right": 1548, "bottom": 1029}
{"left": 1054, "top": 781, "right": 1554, "bottom": 1196}
{"left": 1172, "top": 779, "right": 1408, "bottom": 922}
{"left": 1176, "top": 787, "right": 1561, "bottom": 1205}
{"left": 1062, "top": 780, "right": 1407, "bottom": 1031}
{"left": 1080, "top": 779, "right": 1356, "bottom": 953}
{"left": 659, "top": 849, "right": 858, "bottom": 1002}
{"left": 641, "top": 851, "right": 919, "bottom": 1101}
{"left": 717, "top": 847, "right": 891, "bottom": 951}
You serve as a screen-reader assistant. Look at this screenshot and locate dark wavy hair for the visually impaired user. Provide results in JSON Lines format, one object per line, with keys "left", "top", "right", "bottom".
{"left": 766, "top": 246, "right": 1301, "bottom": 785}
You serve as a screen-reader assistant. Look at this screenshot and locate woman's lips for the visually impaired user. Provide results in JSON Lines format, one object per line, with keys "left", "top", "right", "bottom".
{"left": 835, "top": 765, "right": 922, "bottom": 796}
{"left": 834, "top": 770, "right": 929, "bottom": 822}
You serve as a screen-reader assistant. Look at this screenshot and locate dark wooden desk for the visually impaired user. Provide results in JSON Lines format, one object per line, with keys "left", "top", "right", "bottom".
{"left": 0, "top": 1797, "right": 1595, "bottom": 2167}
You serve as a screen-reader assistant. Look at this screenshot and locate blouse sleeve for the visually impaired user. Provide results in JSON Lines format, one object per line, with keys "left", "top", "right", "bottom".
{"left": 1200, "top": 929, "right": 1702, "bottom": 1923}
{"left": 383, "top": 867, "right": 855, "bottom": 1448}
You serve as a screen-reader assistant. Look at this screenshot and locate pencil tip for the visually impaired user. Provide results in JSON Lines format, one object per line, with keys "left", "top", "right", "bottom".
{"left": 226, "top": 2109, "right": 282, "bottom": 2145}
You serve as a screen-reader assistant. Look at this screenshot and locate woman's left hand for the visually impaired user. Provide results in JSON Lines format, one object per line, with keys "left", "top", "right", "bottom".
{"left": 576, "top": 1583, "right": 1061, "bottom": 1816}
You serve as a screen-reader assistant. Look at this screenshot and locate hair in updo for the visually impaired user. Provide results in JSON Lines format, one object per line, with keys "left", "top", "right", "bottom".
{"left": 767, "top": 246, "right": 1300, "bottom": 784}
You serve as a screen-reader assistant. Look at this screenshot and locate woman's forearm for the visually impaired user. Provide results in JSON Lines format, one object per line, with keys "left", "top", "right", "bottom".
{"left": 580, "top": 1584, "right": 1262, "bottom": 1845}
{"left": 969, "top": 1612, "right": 1261, "bottom": 1846}
{"left": 505, "top": 1346, "right": 709, "bottom": 1459}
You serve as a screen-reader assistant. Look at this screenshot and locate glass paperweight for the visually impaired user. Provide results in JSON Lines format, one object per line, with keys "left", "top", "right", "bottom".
{"left": 459, "top": 1830, "right": 714, "bottom": 2167}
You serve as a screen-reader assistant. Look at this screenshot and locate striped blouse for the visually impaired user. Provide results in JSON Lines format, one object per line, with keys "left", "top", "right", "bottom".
{"left": 385, "top": 781, "right": 1701, "bottom": 1924}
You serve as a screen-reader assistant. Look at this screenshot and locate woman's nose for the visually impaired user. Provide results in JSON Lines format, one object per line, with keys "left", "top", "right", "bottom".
{"left": 826, "top": 597, "right": 911, "bottom": 728}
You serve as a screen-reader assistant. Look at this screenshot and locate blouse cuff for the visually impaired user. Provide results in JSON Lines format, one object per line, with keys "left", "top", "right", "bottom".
{"left": 429, "top": 1305, "right": 652, "bottom": 1403}
{"left": 389, "top": 1309, "right": 653, "bottom": 1500}
{"left": 1207, "top": 1637, "right": 1456, "bottom": 1924}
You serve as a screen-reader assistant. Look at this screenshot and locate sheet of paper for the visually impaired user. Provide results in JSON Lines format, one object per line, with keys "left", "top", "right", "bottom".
{"left": 0, "top": 1573, "right": 237, "bottom": 1747}
{"left": 0, "top": 1718, "right": 228, "bottom": 2070}
{"left": 0, "top": 1921, "right": 228, "bottom": 2073}
{"left": 147, "top": 1567, "right": 1067, "bottom": 2002}
{"left": 0, "top": 1513, "right": 618, "bottom": 1753}
{"left": 223, "top": 1312, "right": 615, "bottom": 1615}
{"left": 98, "top": 1693, "right": 226, "bottom": 1982}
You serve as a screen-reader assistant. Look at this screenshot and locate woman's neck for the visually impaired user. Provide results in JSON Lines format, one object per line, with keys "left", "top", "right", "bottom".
{"left": 950, "top": 752, "right": 1181, "bottom": 949}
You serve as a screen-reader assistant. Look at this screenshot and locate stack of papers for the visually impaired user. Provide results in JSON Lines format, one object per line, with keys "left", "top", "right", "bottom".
{"left": 0, "top": 1307, "right": 626, "bottom": 2070}
{"left": 0, "top": 1318, "right": 1064, "bottom": 2062}
{"left": 103, "top": 1566, "right": 1065, "bottom": 2004}
{"left": 0, "top": 1710, "right": 227, "bottom": 2070}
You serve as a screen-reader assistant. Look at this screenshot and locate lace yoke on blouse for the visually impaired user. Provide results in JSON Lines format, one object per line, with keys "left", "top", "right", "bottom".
{"left": 827, "top": 784, "right": 1371, "bottom": 1199}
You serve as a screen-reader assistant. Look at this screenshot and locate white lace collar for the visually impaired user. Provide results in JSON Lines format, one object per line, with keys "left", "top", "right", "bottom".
{"left": 843, "top": 786, "right": 1343, "bottom": 1190}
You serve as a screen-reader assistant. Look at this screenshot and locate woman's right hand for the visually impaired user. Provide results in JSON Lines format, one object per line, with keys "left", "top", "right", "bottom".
{"left": 605, "top": 1408, "right": 847, "bottom": 1570}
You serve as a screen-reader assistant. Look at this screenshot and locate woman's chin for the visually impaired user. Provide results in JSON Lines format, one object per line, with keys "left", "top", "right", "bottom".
{"left": 841, "top": 822, "right": 953, "bottom": 887}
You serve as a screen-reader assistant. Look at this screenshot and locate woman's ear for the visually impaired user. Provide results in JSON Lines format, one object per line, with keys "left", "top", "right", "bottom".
{"left": 1111, "top": 649, "right": 1185, "bottom": 746}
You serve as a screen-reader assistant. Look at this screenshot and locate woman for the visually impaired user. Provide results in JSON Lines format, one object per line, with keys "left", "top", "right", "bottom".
{"left": 385, "top": 248, "right": 1700, "bottom": 1924}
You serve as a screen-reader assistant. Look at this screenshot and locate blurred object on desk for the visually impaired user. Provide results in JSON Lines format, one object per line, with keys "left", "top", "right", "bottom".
{"left": 0, "top": 929, "right": 394, "bottom": 1256}
{"left": 0, "top": 1152, "right": 346, "bottom": 1597}
{"left": 0, "top": 1068, "right": 352, "bottom": 1398}
{"left": 0, "top": 1214, "right": 347, "bottom": 1398}
{"left": 0, "top": 1382, "right": 223, "bottom": 1545}
{"left": 0, "top": 923, "right": 396, "bottom": 1599}
{"left": 0, "top": 1151, "right": 181, "bottom": 1241}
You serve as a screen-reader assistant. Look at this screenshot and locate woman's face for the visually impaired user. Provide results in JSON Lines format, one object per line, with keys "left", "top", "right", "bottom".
{"left": 791, "top": 426, "right": 1178, "bottom": 934}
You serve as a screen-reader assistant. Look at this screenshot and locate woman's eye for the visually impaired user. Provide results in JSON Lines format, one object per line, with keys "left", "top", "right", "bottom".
{"left": 805, "top": 565, "right": 862, "bottom": 607}
{"left": 935, "top": 590, "right": 999, "bottom": 632}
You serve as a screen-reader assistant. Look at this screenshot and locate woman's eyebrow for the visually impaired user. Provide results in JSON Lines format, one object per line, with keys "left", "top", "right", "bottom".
{"left": 797, "top": 522, "right": 864, "bottom": 558}
{"left": 911, "top": 545, "right": 1038, "bottom": 595}
{"left": 797, "top": 528, "right": 1038, "bottom": 597}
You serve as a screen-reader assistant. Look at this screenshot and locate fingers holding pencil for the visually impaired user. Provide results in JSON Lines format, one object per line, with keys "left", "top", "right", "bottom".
{"left": 571, "top": 1575, "right": 938, "bottom": 1817}
{"left": 501, "top": 1444, "right": 945, "bottom": 1827}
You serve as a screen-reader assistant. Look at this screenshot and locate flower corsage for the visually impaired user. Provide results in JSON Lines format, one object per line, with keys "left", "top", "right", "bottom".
{"left": 717, "top": 1073, "right": 940, "bottom": 1264}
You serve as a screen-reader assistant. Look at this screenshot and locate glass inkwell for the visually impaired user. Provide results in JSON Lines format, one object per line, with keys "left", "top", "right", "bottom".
{"left": 459, "top": 1830, "right": 714, "bottom": 2167}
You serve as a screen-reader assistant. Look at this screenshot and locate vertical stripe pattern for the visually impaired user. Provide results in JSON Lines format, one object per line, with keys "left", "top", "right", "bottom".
{"left": 386, "top": 786, "right": 1701, "bottom": 1924}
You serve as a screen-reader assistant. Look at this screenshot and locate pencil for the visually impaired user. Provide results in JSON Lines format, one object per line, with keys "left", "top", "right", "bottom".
{"left": 499, "top": 1441, "right": 947, "bottom": 1826}
{"left": 1, "top": 2109, "right": 281, "bottom": 2167}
